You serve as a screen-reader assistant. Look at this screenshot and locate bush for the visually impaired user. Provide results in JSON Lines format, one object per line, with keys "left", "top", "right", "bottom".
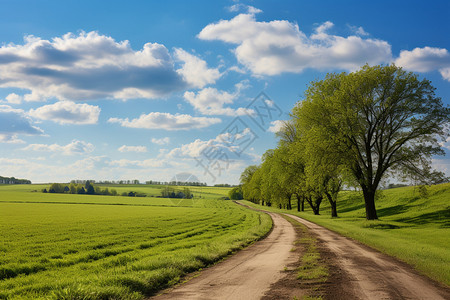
{"left": 228, "top": 186, "right": 243, "bottom": 200}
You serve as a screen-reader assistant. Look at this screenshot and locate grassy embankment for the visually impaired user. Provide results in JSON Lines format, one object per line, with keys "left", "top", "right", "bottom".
{"left": 0, "top": 184, "right": 271, "bottom": 299}
{"left": 240, "top": 183, "right": 450, "bottom": 286}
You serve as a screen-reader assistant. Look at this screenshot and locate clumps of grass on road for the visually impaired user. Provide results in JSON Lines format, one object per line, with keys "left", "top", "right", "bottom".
{"left": 283, "top": 215, "right": 328, "bottom": 300}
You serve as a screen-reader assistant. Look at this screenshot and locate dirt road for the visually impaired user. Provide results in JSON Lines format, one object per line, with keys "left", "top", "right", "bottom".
{"left": 151, "top": 209, "right": 450, "bottom": 300}
{"left": 286, "top": 213, "right": 450, "bottom": 300}
{"left": 152, "top": 212, "right": 297, "bottom": 300}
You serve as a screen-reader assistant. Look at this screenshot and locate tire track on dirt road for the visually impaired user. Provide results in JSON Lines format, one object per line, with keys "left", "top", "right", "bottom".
{"left": 151, "top": 212, "right": 297, "bottom": 300}
{"left": 286, "top": 213, "right": 450, "bottom": 300}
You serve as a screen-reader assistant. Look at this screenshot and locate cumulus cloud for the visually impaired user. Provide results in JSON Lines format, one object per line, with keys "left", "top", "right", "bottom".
{"left": 5, "top": 93, "right": 22, "bottom": 104}
{"left": 395, "top": 47, "right": 450, "bottom": 82}
{"left": 118, "top": 145, "right": 147, "bottom": 153}
{"left": 198, "top": 14, "right": 392, "bottom": 75}
{"left": 227, "top": 4, "right": 262, "bottom": 14}
{"left": 28, "top": 101, "right": 100, "bottom": 124}
{"left": 0, "top": 31, "right": 220, "bottom": 102}
{"left": 183, "top": 87, "right": 253, "bottom": 116}
{"left": 108, "top": 112, "right": 221, "bottom": 131}
{"left": 108, "top": 158, "right": 166, "bottom": 168}
{"left": 151, "top": 137, "right": 170, "bottom": 145}
{"left": 0, "top": 105, "right": 43, "bottom": 142}
{"left": 174, "top": 48, "right": 221, "bottom": 88}
{"left": 267, "top": 120, "right": 286, "bottom": 133}
{"left": 23, "top": 139, "right": 94, "bottom": 155}
{"left": 167, "top": 129, "right": 256, "bottom": 159}
{"left": 348, "top": 25, "right": 369, "bottom": 36}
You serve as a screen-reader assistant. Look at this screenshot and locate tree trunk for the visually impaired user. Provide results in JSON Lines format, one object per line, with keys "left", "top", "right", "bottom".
{"left": 330, "top": 201, "right": 337, "bottom": 217}
{"left": 363, "top": 188, "right": 378, "bottom": 220}
{"left": 297, "top": 197, "right": 300, "bottom": 212}
{"left": 301, "top": 199, "right": 304, "bottom": 211}
{"left": 261, "top": 200, "right": 264, "bottom": 206}
{"left": 325, "top": 192, "right": 338, "bottom": 218}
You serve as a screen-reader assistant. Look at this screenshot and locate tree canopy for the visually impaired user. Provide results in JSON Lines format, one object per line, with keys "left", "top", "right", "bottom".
{"left": 240, "top": 65, "right": 449, "bottom": 220}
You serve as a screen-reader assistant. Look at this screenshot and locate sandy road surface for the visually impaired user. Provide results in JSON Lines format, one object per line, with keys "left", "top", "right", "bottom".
{"left": 286, "top": 213, "right": 450, "bottom": 300}
{"left": 151, "top": 207, "right": 449, "bottom": 300}
{"left": 151, "top": 212, "right": 297, "bottom": 300}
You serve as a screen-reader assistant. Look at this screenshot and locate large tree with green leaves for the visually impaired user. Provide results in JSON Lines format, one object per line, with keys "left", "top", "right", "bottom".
{"left": 294, "top": 64, "right": 449, "bottom": 220}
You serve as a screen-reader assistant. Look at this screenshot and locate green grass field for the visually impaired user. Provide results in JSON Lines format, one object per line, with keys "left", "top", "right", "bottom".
{"left": 241, "top": 183, "right": 450, "bottom": 286}
{"left": 0, "top": 184, "right": 271, "bottom": 299}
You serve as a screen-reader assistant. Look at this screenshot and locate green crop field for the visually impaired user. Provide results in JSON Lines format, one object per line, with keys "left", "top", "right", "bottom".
{"left": 241, "top": 183, "right": 450, "bottom": 286}
{"left": 0, "top": 184, "right": 272, "bottom": 299}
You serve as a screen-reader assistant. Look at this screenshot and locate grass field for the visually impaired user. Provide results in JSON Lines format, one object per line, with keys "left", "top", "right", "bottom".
{"left": 0, "top": 184, "right": 271, "bottom": 299}
{"left": 241, "top": 183, "right": 450, "bottom": 286}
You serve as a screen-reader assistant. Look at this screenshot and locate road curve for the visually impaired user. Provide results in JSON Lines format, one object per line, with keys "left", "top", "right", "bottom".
{"left": 151, "top": 212, "right": 297, "bottom": 300}
{"left": 286, "top": 213, "right": 450, "bottom": 300}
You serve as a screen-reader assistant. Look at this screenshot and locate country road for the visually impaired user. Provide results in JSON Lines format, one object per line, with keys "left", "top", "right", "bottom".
{"left": 151, "top": 209, "right": 450, "bottom": 300}
{"left": 151, "top": 212, "right": 297, "bottom": 300}
{"left": 286, "top": 213, "right": 450, "bottom": 300}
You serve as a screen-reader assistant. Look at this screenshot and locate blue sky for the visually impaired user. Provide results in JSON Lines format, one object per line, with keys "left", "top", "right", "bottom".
{"left": 0, "top": 0, "right": 449, "bottom": 184}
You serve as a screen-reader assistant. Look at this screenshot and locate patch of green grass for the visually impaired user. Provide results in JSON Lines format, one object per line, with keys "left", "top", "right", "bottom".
{"left": 240, "top": 182, "right": 450, "bottom": 286}
{"left": 0, "top": 185, "right": 271, "bottom": 299}
{"left": 283, "top": 215, "right": 328, "bottom": 299}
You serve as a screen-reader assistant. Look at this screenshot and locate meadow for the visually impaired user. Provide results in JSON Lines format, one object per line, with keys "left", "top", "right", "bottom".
{"left": 241, "top": 183, "right": 450, "bottom": 286}
{"left": 0, "top": 184, "right": 271, "bottom": 299}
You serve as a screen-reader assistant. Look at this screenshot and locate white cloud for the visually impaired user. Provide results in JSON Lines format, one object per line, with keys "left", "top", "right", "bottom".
{"left": 5, "top": 93, "right": 22, "bottom": 104}
{"left": 198, "top": 14, "right": 392, "bottom": 75}
{"left": 183, "top": 87, "right": 253, "bottom": 116}
{"left": 151, "top": 137, "right": 170, "bottom": 145}
{"left": 227, "top": 4, "right": 262, "bottom": 14}
{"left": 348, "top": 25, "right": 369, "bottom": 36}
{"left": 108, "top": 158, "right": 166, "bottom": 168}
{"left": 267, "top": 120, "right": 286, "bottom": 133}
{"left": 0, "top": 105, "right": 43, "bottom": 142}
{"left": 174, "top": 48, "right": 221, "bottom": 88}
{"left": 0, "top": 134, "right": 25, "bottom": 144}
{"left": 29, "top": 101, "right": 100, "bottom": 124}
{"left": 23, "top": 140, "right": 94, "bottom": 155}
{"left": 167, "top": 129, "right": 256, "bottom": 160}
{"left": 440, "top": 137, "right": 450, "bottom": 151}
{"left": 108, "top": 112, "right": 221, "bottom": 131}
{"left": 395, "top": 47, "right": 450, "bottom": 82}
{"left": 432, "top": 158, "right": 450, "bottom": 177}
{"left": 0, "top": 31, "right": 220, "bottom": 102}
{"left": 118, "top": 145, "right": 148, "bottom": 153}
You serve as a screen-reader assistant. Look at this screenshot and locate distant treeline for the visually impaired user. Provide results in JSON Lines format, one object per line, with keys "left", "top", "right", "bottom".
{"left": 43, "top": 181, "right": 145, "bottom": 197}
{"left": 0, "top": 176, "right": 31, "bottom": 184}
{"left": 69, "top": 179, "right": 208, "bottom": 186}
{"left": 161, "top": 187, "right": 193, "bottom": 199}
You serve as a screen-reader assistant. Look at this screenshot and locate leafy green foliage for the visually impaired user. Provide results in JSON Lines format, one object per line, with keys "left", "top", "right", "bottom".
{"left": 241, "top": 64, "right": 449, "bottom": 220}
{"left": 228, "top": 186, "right": 243, "bottom": 200}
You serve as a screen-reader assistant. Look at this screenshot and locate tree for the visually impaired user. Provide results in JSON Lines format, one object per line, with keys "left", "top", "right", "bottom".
{"left": 85, "top": 181, "right": 95, "bottom": 195}
{"left": 228, "top": 186, "right": 243, "bottom": 200}
{"left": 294, "top": 65, "right": 449, "bottom": 219}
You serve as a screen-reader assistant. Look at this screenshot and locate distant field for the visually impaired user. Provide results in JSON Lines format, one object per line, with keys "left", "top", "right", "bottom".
{"left": 241, "top": 183, "right": 450, "bottom": 286}
{"left": 0, "top": 184, "right": 271, "bottom": 299}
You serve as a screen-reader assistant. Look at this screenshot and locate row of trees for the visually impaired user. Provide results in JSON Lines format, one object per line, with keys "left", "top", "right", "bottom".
{"left": 0, "top": 176, "right": 31, "bottom": 184}
{"left": 44, "top": 181, "right": 146, "bottom": 197}
{"left": 70, "top": 179, "right": 209, "bottom": 186}
{"left": 71, "top": 179, "right": 141, "bottom": 185}
{"left": 241, "top": 65, "right": 449, "bottom": 220}
{"left": 160, "top": 187, "right": 193, "bottom": 199}
{"left": 44, "top": 181, "right": 119, "bottom": 196}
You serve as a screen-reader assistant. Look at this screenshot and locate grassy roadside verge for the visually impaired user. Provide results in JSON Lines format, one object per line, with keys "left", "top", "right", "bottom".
{"left": 238, "top": 183, "right": 450, "bottom": 287}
